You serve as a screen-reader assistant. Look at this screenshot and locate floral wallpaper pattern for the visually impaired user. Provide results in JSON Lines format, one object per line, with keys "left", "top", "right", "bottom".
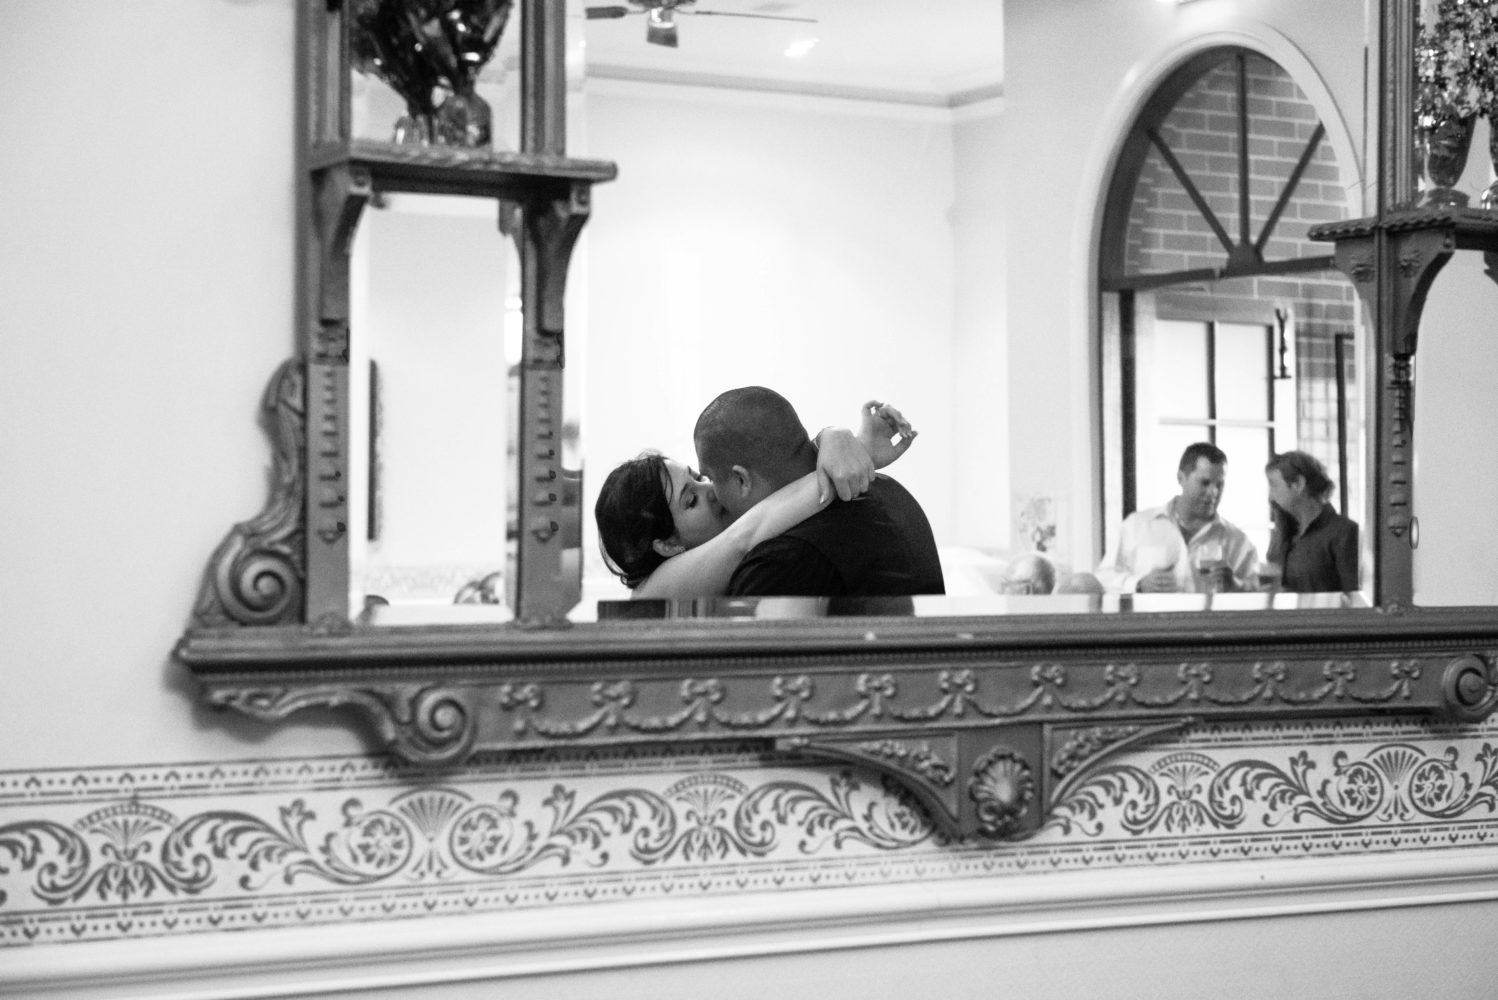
{"left": 4, "top": 717, "right": 1497, "bottom": 946}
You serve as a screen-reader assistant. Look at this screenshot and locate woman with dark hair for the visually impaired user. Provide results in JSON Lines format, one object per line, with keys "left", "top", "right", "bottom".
{"left": 595, "top": 401, "right": 915, "bottom": 598}
{"left": 1264, "top": 450, "right": 1360, "bottom": 592}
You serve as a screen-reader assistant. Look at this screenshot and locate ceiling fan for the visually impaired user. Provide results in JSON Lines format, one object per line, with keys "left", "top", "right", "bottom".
{"left": 584, "top": 0, "right": 817, "bottom": 49}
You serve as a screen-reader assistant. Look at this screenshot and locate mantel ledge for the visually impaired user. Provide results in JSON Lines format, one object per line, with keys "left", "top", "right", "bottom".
{"left": 177, "top": 605, "right": 1498, "bottom": 841}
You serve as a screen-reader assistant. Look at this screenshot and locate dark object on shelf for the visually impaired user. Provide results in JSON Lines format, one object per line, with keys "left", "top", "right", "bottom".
{"left": 350, "top": 0, "right": 514, "bottom": 147}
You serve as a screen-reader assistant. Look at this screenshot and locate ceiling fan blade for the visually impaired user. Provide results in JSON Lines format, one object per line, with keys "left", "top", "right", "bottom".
{"left": 646, "top": 8, "right": 679, "bottom": 46}
{"left": 584, "top": 5, "right": 633, "bottom": 18}
{"left": 684, "top": 10, "right": 818, "bottom": 23}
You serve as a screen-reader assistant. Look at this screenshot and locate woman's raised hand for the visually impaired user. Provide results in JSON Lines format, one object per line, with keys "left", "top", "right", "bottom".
{"left": 858, "top": 400, "right": 917, "bottom": 469}
{"left": 813, "top": 401, "right": 918, "bottom": 502}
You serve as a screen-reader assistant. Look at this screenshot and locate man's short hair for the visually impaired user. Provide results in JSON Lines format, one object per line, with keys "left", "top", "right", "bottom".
{"left": 1178, "top": 441, "right": 1227, "bottom": 472}
{"left": 694, "top": 386, "right": 813, "bottom": 478}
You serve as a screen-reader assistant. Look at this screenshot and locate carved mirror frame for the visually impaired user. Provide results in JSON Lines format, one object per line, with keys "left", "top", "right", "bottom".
{"left": 177, "top": 0, "right": 1498, "bottom": 841}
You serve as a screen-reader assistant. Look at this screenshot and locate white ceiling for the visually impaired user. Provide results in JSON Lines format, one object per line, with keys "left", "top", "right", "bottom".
{"left": 572, "top": 0, "right": 1004, "bottom": 106}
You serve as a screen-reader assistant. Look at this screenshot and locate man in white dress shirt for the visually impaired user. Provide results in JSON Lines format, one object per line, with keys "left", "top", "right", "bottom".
{"left": 1096, "top": 442, "right": 1258, "bottom": 594}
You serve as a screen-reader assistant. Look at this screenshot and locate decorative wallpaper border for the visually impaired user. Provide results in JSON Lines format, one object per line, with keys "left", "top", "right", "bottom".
{"left": 4, "top": 716, "right": 1498, "bottom": 948}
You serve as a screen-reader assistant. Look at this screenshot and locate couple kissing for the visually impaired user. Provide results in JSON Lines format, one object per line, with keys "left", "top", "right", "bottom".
{"left": 595, "top": 386, "right": 946, "bottom": 600}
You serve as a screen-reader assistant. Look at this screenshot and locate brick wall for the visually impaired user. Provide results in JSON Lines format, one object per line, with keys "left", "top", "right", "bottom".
{"left": 1123, "top": 51, "right": 1360, "bottom": 510}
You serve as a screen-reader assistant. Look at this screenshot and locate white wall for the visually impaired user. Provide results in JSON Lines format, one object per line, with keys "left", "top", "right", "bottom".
{"left": 580, "top": 79, "right": 963, "bottom": 594}
{"left": 0, "top": 0, "right": 367, "bottom": 768}
{"left": 309, "top": 900, "right": 1498, "bottom": 1000}
{"left": 952, "top": 105, "right": 1010, "bottom": 551}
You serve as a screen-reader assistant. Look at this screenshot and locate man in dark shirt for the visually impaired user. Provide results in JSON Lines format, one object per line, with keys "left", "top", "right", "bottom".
{"left": 693, "top": 386, "right": 945, "bottom": 597}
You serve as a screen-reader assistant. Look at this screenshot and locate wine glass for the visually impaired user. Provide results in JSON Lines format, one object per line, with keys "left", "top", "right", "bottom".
{"left": 1192, "top": 540, "right": 1225, "bottom": 594}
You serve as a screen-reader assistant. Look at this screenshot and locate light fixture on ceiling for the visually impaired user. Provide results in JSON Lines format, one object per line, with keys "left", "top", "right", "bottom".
{"left": 784, "top": 37, "right": 817, "bottom": 58}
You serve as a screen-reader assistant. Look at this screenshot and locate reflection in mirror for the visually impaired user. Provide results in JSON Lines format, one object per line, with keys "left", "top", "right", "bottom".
{"left": 348, "top": 194, "right": 521, "bottom": 617}
{"left": 577, "top": 16, "right": 1377, "bottom": 614}
{"left": 349, "top": 15, "right": 524, "bottom": 153}
{"left": 343, "top": 26, "right": 588, "bottom": 624}
{"left": 1098, "top": 47, "right": 1370, "bottom": 600}
{"left": 578, "top": 3, "right": 1005, "bottom": 614}
{"left": 1411, "top": 202, "right": 1498, "bottom": 606}
{"left": 338, "top": 5, "right": 1392, "bottom": 622}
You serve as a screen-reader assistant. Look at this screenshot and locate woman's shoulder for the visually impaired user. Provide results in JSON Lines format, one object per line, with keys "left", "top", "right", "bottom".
{"left": 1325, "top": 507, "right": 1359, "bottom": 533}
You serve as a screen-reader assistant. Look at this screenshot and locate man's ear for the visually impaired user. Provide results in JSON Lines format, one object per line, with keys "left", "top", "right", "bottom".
{"left": 728, "top": 464, "right": 753, "bottom": 498}
{"left": 651, "top": 537, "right": 686, "bottom": 559}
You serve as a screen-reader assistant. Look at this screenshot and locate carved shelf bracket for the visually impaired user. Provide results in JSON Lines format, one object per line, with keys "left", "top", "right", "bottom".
{"left": 313, "top": 163, "right": 373, "bottom": 339}
{"left": 780, "top": 719, "right": 1191, "bottom": 840}
{"left": 511, "top": 180, "right": 595, "bottom": 626}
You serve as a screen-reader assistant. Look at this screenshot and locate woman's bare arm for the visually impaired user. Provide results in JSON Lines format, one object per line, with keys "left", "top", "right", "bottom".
{"left": 634, "top": 401, "right": 918, "bottom": 598}
{"left": 632, "top": 473, "right": 830, "bottom": 599}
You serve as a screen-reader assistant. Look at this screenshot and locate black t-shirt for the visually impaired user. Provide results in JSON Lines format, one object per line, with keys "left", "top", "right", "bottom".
{"left": 725, "top": 474, "right": 946, "bottom": 597}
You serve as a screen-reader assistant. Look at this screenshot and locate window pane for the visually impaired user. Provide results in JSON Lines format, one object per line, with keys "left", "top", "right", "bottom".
{"left": 1138, "top": 422, "right": 1211, "bottom": 509}
{"left": 1154, "top": 319, "right": 1210, "bottom": 419}
{"left": 1216, "top": 425, "right": 1273, "bottom": 557}
{"left": 1215, "top": 322, "right": 1271, "bottom": 420}
{"left": 1115, "top": 51, "right": 1343, "bottom": 282}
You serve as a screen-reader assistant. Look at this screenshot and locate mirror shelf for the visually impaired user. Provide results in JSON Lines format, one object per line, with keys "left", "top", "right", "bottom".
{"left": 308, "top": 141, "right": 617, "bottom": 197}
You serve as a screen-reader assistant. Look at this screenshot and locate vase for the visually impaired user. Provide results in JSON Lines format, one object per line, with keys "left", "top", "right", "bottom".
{"left": 435, "top": 89, "right": 492, "bottom": 149}
{"left": 1418, "top": 111, "right": 1477, "bottom": 208}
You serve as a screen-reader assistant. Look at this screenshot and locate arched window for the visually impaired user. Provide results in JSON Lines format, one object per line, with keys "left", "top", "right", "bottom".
{"left": 1098, "top": 46, "right": 1362, "bottom": 559}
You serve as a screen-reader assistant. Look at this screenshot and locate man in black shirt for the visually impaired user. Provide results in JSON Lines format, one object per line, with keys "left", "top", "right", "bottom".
{"left": 693, "top": 386, "right": 945, "bottom": 597}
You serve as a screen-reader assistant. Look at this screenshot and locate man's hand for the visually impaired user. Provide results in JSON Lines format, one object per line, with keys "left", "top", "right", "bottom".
{"left": 814, "top": 427, "right": 874, "bottom": 502}
{"left": 858, "top": 400, "right": 917, "bottom": 469}
{"left": 1202, "top": 565, "right": 1234, "bottom": 592}
{"left": 1136, "top": 568, "right": 1179, "bottom": 593}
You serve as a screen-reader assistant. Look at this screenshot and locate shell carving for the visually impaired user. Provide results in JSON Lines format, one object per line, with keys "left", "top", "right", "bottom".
{"left": 968, "top": 748, "right": 1035, "bottom": 838}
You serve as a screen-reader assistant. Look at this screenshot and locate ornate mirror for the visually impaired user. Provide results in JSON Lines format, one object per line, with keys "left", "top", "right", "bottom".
{"left": 178, "top": 0, "right": 1498, "bottom": 841}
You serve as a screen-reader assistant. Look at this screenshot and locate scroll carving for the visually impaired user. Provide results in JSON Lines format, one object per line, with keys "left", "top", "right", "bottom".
{"left": 1052, "top": 724, "right": 1146, "bottom": 778}
{"left": 1442, "top": 654, "right": 1498, "bottom": 723}
{"left": 192, "top": 361, "right": 306, "bottom": 627}
{"left": 208, "top": 683, "right": 476, "bottom": 766}
{"left": 857, "top": 738, "right": 957, "bottom": 787}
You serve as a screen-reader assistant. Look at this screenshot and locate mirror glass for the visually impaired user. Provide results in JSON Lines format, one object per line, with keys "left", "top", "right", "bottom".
{"left": 1411, "top": 234, "right": 1498, "bottom": 607}
{"left": 339, "top": 1, "right": 1407, "bottom": 623}
{"left": 347, "top": 193, "right": 523, "bottom": 617}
